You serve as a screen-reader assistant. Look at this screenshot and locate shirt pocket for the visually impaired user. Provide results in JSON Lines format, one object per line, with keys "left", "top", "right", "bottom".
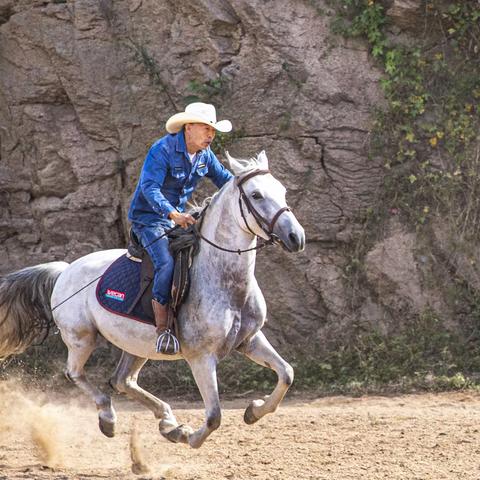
{"left": 171, "top": 165, "right": 187, "bottom": 180}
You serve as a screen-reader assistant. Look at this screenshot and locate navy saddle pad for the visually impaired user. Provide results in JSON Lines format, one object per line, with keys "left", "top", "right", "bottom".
{"left": 96, "top": 254, "right": 154, "bottom": 325}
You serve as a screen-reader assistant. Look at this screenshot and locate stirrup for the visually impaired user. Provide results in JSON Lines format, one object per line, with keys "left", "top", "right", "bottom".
{"left": 156, "top": 329, "right": 180, "bottom": 355}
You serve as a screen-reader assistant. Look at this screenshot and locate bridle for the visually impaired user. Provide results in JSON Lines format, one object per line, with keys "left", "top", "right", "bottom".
{"left": 236, "top": 169, "right": 291, "bottom": 242}
{"left": 196, "top": 169, "right": 292, "bottom": 255}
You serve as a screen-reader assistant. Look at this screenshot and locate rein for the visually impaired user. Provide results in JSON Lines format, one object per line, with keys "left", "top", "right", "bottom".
{"left": 52, "top": 170, "right": 289, "bottom": 310}
{"left": 196, "top": 227, "right": 274, "bottom": 255}
{"left": 195, "top": 169, "right": 291, "bottom": 255}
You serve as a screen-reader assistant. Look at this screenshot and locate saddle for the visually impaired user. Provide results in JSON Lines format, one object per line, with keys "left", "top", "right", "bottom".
{"left": 126, "top": 225, "right": 199, "bottom": 324}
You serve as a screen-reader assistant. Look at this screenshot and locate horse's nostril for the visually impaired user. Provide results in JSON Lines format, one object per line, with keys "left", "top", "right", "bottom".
{"left": 289, "top": 232, "right": 299, "bottom": 248}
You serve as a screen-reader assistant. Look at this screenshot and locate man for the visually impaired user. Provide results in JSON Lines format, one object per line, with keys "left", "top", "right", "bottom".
{"left": 128, "top": 102, "right": 233, "bottom": 353}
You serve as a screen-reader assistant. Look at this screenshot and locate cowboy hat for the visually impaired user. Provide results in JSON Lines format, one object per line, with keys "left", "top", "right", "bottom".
{"left": 165, "top": 102, "right": 232, "bottom": 134}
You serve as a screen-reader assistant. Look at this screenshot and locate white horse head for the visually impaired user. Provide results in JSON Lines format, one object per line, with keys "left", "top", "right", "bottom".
{"left": 224, "top": 150, "right": 305, "bottom": 252}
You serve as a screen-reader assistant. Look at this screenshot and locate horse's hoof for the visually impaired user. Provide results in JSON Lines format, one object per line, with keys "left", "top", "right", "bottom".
{"left": 244, "top": 404, "right": 260, "bottom": 425}
{"left": 188, "top": 433, "right": 204, "bottom": 449}
{"left": 160, "top": 423, "right": 193, "bottom": 444}
{"left": 99, "top": 418, "right": 116, "bottom": 438}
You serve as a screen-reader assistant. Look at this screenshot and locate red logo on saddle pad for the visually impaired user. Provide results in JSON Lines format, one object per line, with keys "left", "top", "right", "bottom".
{"left": 105, "top": 289, "right": 125, "bottom": 302}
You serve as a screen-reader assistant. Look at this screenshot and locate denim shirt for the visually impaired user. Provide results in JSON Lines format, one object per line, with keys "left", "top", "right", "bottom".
{"left": 128, "top": 131, "right": 233, "bottom": 226}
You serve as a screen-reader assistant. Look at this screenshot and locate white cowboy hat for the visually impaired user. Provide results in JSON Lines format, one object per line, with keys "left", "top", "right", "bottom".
{"left": 165, "top": 102, "right": 232, "bottom": 134}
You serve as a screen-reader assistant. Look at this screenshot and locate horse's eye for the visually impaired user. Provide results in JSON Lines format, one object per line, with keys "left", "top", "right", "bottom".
{"left": 251, "top": 191, "right": 263, "bottom": 200}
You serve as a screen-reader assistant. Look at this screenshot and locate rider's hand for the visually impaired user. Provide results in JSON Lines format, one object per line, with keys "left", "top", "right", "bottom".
{"left": 169, "top": 211, "right": 197, "bottom": 229}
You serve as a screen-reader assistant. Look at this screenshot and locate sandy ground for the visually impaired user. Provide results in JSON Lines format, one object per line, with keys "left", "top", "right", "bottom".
{"left": 0, "top": 382, "right": 479, "bottom": 480}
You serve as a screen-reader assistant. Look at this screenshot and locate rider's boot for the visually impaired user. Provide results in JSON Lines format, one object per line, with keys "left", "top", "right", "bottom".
{"left": 152, "top": 299, "right": 179, "bottom": 355}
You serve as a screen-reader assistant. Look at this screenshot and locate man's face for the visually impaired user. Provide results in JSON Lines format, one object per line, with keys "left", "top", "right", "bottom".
{"left": 185, "top": 123, "right": 216, "bottom": 152}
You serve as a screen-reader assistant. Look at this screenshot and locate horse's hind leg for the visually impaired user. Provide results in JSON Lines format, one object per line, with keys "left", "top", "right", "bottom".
{"left": 110, "top": 351, "right": 192, "bottom": 444}
{"left": 237, "top": 331, "right": 294, "bottom": 424}
{"left": 62, "top": 330, "right": 117, "bottom": 438}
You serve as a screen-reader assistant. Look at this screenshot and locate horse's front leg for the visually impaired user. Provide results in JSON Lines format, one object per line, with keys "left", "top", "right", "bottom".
{"left": 186, "top": 354, "right": 221, "bottom": 448}
{"left": 237, "top": 331, "right": 294, "bottom": 424}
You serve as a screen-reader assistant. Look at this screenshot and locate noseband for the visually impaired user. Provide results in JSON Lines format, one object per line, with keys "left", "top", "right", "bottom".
{"left": 237, "top": 169, "right": 291, "bottom": 242}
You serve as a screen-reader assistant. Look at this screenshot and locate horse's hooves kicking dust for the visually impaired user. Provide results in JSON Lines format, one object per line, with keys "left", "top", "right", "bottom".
{"left": 160, "top": 423, "right": 193, "bottom": 444}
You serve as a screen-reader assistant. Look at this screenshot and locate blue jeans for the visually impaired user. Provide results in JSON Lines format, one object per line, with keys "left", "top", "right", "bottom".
{"left": 131, "top": 220, "right": 174, "bottom": 305}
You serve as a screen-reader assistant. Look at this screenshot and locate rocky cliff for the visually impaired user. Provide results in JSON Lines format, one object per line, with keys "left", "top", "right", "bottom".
{"left": 1, "top": 0, "right": 434, "bottom": 351}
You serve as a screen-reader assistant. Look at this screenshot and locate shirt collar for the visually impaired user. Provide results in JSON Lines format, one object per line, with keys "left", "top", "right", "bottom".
{"left": 175, "top": 130, "right": 188, "bottom": 155}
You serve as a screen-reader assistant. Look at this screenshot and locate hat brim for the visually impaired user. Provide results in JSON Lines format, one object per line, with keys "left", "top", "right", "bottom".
{"left": 166, "top": 113, "right": 232, "bottom": 134}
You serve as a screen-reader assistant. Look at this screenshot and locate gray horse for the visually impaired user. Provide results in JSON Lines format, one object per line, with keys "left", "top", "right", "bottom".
{"left": 0, "top": 152, "right": 305, "bottom": 448}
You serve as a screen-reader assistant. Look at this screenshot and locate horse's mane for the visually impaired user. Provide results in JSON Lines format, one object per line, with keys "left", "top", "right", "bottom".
{"left": 187, "top": 198, "right": 210, "bottom": 216}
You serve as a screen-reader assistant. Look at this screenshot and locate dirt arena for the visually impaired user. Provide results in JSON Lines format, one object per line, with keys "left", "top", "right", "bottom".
{"left": 0, "top": 381, "right": 479, "bottom": 480}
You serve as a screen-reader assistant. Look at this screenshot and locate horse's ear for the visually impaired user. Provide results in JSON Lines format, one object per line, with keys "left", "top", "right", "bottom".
{"left": 257, "top": 150, "right": 269, "bottom": 170}
{"left": 224, "top": 151, "right": 245, "bottom": 175}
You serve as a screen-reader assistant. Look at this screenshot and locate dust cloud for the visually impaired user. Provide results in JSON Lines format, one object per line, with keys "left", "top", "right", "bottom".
{"left": 0, "top": 379, "right": 64, "bottom": 469}
{"left": 129, "top": 421, "right": 150, "bottom": 475}
{"left": 0, "top": 378, "right": 180, "bottom": 478}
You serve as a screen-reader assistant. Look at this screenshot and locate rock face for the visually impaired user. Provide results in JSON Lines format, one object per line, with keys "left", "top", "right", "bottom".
{"left": 386, "top": 0, "right": 423, "bottom": 31}
{"left": 0, "top": 0, "right": 386, "bottom": 349}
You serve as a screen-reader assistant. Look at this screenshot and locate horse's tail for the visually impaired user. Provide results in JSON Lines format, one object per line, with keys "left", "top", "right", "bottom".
{"left": 0, "top": 261, "right": 69, "bottom": 359}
